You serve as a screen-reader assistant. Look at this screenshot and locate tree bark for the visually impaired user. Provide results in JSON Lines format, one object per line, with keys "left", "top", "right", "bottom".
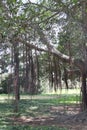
{"left": 81, "top": 0, "right": 87, "bottom": 110}
{"left": 13, "top": 41, "right": 20, "bottom": 112}
{"left": 81, "top": 72, "right": 87, "bottom": 110}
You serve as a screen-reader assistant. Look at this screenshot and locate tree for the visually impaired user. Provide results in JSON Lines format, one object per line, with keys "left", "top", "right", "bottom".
{"left": 1, "top": 0, "right": 87, "bottom": 111}
{"left": 20, "top": 0, "right": 87, "bottom": 110}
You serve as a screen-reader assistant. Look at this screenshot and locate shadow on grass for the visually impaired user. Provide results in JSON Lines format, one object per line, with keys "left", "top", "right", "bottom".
{"left": 0, "top": 94, "right": 80, "bottom": 130}
{"left": 0, "top": 125, "right": 68, "bottom": 130}
{"left": 0, "top": 100, "right": 13, "bottom": 130}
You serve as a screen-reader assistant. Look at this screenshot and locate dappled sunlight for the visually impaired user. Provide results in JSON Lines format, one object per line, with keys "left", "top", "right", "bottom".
{"left": 0, "top": 93, "right": 83, "bottom": 130}
{"left": 46, "top": 88, "right": 80, "bottom": 95}
{"left": 29, "top": 106, "right": 38, "bottom": 111}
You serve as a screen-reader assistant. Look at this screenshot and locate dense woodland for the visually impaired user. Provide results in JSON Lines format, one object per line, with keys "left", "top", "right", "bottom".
{"left": 0, "top": 0, "right": 87, "bottom": 112}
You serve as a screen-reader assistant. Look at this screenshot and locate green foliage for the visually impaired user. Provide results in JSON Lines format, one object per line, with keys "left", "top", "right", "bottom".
{"left": 0, "top": 75, "right": 13, "bottom": 94}
{"left": 0, "top": 78, "right": 8, "bottom": 93}
{"left": 71, "top": 0, "right": 78, "bottom": 4}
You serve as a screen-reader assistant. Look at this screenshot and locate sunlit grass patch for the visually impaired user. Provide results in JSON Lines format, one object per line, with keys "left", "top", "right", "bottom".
{"left": 45, "top": 88, "right": 80, "bottom": 95}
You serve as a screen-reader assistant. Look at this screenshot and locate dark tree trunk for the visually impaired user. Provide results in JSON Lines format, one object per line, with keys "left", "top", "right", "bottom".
{"left": 30, "top": 50, "right": 36, "bottom": 94}
{"left": 81, "top": 1, "right": 87, "bottom": 110}
{"left": 81, "top": 72, "right": 87, "bottom": 110}
{"left": 35, "top": 50, "right": 40, "bottom": 93}
{"left": 22, "top": 43, "right": 26, "bottom": 90}
{"left": 13, "top": 41, "right": 20, "bottom": 112}
{"left": 24, "top": 46, "right": 29, "bottom": 92}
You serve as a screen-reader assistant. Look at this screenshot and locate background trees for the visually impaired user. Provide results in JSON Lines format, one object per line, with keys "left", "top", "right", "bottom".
{"left": 0, "top": 0, "right": 87, "bottom": 111}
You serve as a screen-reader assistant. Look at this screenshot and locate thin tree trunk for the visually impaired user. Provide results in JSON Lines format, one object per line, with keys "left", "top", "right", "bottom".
{"left": 81, "top": 72, "right": 87, "bottom": 110}
{"left": 81, "top": 0, "right": 87, "bottom": 110}
{"left": 24, "top": 46, "right": 29, "bottom": 92}
{"left": 13, "top": 42, "right": 20, "bottom": 112}
{"left": 35, "top": 50, "right": 40, "bottom": 93}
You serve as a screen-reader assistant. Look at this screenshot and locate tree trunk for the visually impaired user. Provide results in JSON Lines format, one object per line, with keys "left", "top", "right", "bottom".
{"left": 81, "top": 72, "right": 87, "bottom": 110}
{"left": 81, "top": 0, "right": 87, "bottom": 110}
{"left": 13, "top": 41, "right": 20, "bottom": 112}
{"left": 24, "top": 46, "right": 29, "bottom": 92}
{"left": 34, "top": 50, "right": 40, "bottom": 93}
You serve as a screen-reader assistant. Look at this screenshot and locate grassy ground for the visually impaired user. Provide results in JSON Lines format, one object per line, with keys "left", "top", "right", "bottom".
{"left": 0, "top": 89, "right": 80, "bottom": 130}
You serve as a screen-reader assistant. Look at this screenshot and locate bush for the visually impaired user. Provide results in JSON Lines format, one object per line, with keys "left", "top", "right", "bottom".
{"left": 0, "top": 74, "right": 13, "bottom": 94}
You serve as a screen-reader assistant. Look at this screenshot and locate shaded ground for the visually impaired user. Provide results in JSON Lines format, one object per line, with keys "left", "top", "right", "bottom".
{"left": 9, "top": 104, "right": 87, "bottom": 130}
{"left": 1, "top": 93, "right": 87, "bottom": 130}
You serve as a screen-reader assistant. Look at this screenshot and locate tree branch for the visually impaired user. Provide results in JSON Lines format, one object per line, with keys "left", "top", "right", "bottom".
{"left": 16, "top": 36, "right": 70, "bottom": 62}
{"left": 33, "top": 24, "right": 71, "bottom": 62}
{"left": 16, "top": 24, "right": 84, "bottom": 71}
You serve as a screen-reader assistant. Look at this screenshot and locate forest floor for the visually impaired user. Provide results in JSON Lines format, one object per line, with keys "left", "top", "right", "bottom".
{"left": 1, "top": 93, "right": 87, "bottom": 130}
{"left": 10, "top": 104, "right": 87, "bottom": 130}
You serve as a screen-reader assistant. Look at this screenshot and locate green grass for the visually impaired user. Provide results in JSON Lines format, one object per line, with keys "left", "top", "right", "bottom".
{"left": 45, "top": 88, "right": 80, "bottom": 95}
{"left": 0, "top": 125, "right": 68, "bottom": 130}
{"left": 0, "top": 90, "right": 81, "bottom": 130}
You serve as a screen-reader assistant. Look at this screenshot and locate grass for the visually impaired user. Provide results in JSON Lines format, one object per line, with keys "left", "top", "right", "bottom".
{"left": 45, "top": 88, "right": 80, "bottom": 95}
{"left": 0, "top": 125, "right": 68, "bottom": 130}
{"left": 0, "top": 89, "right": 81, "bottom": 130}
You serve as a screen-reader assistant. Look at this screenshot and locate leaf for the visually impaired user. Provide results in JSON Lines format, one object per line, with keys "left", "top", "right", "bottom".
{"left": 72, "top": 0, "right": 78, "bottom": 4}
